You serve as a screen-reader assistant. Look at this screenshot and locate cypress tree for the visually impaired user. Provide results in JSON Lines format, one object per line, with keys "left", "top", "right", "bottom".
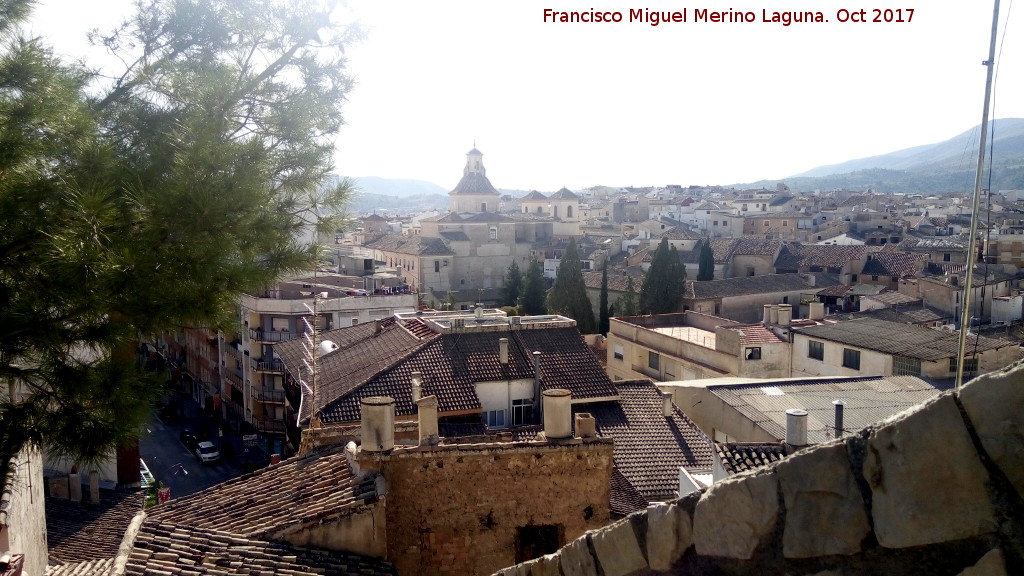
{"left": 619, "top": 276, "right": 640, "bottom": 316}
{"left": 641, "top": 238, "right": 685, "bottom": 314}
{"left": 547, "top": 239, "right": 596, "bottom": 333}
{"left": 698, "top": 238, "right": 715, "bottom": 281}
{"left": 501, "top": 260, "right": 524, "bottom": 307}
{"left": 599, "top": 265, "right": 610, "bottom": 335}
{"left": 519, "top": 258, "right": 547, "bottom": 315}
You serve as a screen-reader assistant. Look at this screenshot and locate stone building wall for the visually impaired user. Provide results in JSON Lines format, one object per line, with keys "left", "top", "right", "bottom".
{"left": 494, "top": 359, "right": 1024, "bottom": 576}
{"left": 358, "top": 439, "right": 614, "bottom": 576}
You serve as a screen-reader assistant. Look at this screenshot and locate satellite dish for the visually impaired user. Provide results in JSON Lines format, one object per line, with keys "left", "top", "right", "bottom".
{"left": 319, "top": 340, "right": 338, "bottom": 356}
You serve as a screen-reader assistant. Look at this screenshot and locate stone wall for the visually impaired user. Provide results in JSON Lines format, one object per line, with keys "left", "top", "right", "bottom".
{"left": 358, "top": 438, "right": 614, "bottom": 576}
{"left": 494, "top": 359, "right": 1024, "bottom": 576}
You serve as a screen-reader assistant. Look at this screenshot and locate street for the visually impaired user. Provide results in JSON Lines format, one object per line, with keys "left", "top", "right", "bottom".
{"left": 139, "top": 412, "right": 244, "bottom": 500}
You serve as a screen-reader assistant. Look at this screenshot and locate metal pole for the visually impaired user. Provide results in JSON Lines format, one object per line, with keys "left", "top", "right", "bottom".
{"left": 956, "top": 0, "right": 1000, "bottom": 390}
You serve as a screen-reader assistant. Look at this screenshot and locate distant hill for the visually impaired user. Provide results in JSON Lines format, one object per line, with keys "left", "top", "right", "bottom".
{"left": 350, "top": 176, "right": 449, "bottom": 197}
{"left": 741, "top": 118, "right": 1024, "bottom": 193}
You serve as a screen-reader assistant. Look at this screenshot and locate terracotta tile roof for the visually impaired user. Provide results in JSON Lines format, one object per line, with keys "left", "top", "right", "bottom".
{"left": 549, "top": 187, "right": 579, "bottom": 200}
{"left": 715, "top": 442, "right": 788, "bottom": 476}
{"left": 727, "top": 324, "right": 786, "bottom": 345}
{"left": 688, "top": 273, "right": 813, "bottom": 300}
{"left": 276, "top": 321, "right": 432, "bottom": 423}
{"left": 363, "top": 234, "right": 453, "bottom": 256}
{"left": 522, "top": 190, "right": 547, "bottom": 200}
{"left": 147, "top": 446, "right": 380, "bottom": 539}
{"left": 795, "top": 317, "right": 1016, "bottom": 361}
{"left": 460, "top": 212, "right": 515, "bottom": 223}
{"left": 579, "top": 380, "right": 713, "bottom": 502}
{"left": 450, "top": 172, "right": 499, "bottom": 196}
{"left": 312, "top": 326, "right": 617, "bottom": 425}
{"left": 609, "top": 468, "right": 649, "bottom": 516}
{"left": 439, "top": 231, "right": 469, "bottom": 242}
{"left": 816, "top": 284, "right": 853, "bottom": 298}
{"left": 862, "top": 291, "right": 921, "bottom": 307}
{"left": 834, "top": 306, "right": 949, "bottom": 325}
{"left": 125, "top": 523, "right": 396, "bottom": 576}
{"left": 774, "top": 243, "right": 866, "bottom": 270}
{"left": 898, "top": 237, "right": 968, "bottom": 251}
{"left": 732, "top": 237, "right": 783, "bottom": 256}
{"left": 45, "top": 558, "right": 114, "bottom": 576}
{"left": 46, "top": 489, "right": 145, "bottom": 564}
{"left": 862, "top": 252, "right": 925, "bottom": 277}
{"left": 582, "top": 270, "right": 641, "bottom": 293}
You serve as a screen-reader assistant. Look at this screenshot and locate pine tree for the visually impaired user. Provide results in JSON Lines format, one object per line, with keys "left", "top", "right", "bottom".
{"left": 641, "top": 238, "right": 685, "bottom": 314}
{"left": 501, "top": 260, "right": 524, "bottom": 307}
{"left": 599, "top": 265, "right": 610, "bottom": 335}
{"left": 0, "top": 0, "right": 358, "bottom": 464}
{"left": 698, "top": 238, "right": 716, "bottom": 281}
{"left": 519, "top": 258, "right": 547, "bottom": 315}
{"left": 547, "top": 239, "right": 596, "bottom": 333}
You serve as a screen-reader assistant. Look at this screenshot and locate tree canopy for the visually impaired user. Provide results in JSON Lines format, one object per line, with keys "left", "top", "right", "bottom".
{"left": 547, "top": 239, "right": 596, "bottom": 333}
{"left": 519, "top": 258, "right": 547, "bottom": 315}
{"left": 698, "top": 238, "right": 715, "bottom": 281}
{"left": 598, "top": 265, "right": 610, "bottom": 335}
{"left": 0, "top": 0, "right": 358, "bottom": 464}
{"left": 640, "top": 238, "right": 686, "bottom": 314}
{"left": 500, "top": 260, "right": 524, "bottom": 307}
{"left": 617, "top": 276, "right": 640, "bottom": 317}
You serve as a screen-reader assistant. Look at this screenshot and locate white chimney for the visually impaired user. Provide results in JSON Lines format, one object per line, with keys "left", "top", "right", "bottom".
{"left": 411, "top": 371, "right": 422, "bottom": 403}
{"left": 499, "top": 338, "right": 509, "bottom": 365}
{"left": 786, "top": 408, "right": 808, "bottom": 447}
{"left": 416, "top": 395, "right": 439, "bottom": 446}
{"left": 809, "top": 301, "right": 825, "bottom": 321}
{"left": 763, "top": 304, "right": 772, "bottom": 324}
{"left": 542, "top": 389, "right": 573, "bottom": 440}
{"left": 360, "top": 396, "right": 395, "bottom": 453}
{"left": 662, "top": 391, "right": 674, "bottom": 417}
{"left": 575, "top": 413, "right": 597, "bottom": 438}
{"left": 777, "top": 304, "right": 792, "bottom": 327}
{"left": 769, "top": 305, "right": 779, "bottom": 325}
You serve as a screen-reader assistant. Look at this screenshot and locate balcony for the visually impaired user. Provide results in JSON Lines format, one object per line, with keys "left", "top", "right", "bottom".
{"left": 251, "top": 387, "right": 286, "bottom": 404}
{"left": 249, "top": 328, "right": 299, "bottom": 343}
{"left": 224, "top": 370, "right": 243, "bottom": 392}
{"left": 250, "top": 415, "right": 287, "bottom": 435}
{"left": 251, "top": 358, "right": 285, "bottom": 373}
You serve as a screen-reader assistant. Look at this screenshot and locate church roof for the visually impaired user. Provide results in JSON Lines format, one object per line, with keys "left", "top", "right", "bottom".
{"left": 522, "top": 190, "right": 548, "bottom": 200}
{"left": 450, "top": 172, "right": 500, "bottom": 196}
{"left": 467, "top": 147, "right": 482, "bottom": 155}
{"left": 549, "top": 187, "right": 579, "bottom": 200}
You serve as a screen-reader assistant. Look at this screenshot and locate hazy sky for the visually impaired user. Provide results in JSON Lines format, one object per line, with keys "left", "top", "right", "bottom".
{"left": 30, "top": 1, "right": 1024, "bottom": 192}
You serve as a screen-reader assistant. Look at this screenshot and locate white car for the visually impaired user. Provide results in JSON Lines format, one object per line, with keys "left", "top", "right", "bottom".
{"left": 195, "top": 441, "right": 220, "bottom": 463}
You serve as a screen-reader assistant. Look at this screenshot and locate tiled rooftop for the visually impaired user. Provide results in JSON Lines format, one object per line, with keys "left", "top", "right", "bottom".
{"left": 727, "top": 324, "right": 786, "bottom": 345}
{"left": 609, "top": 468, "right": 649, "bottom": 516}
{"left": 795, "top": 317, "right": 1015, "bottom": 361}
{"left": 687, "top": 273, "right": 814, "bottom": 300}
{"left": 363, "top": 234, "right": 453, "bottom": 256}
{"left": 45, "top": 558, "right": 113, "bottom": 576}
{"left": 708, "top": 375, "right": 951, "bottom": 443}
{"left": 46, "top": 488, "right": 145, "bottom": 564}
{"left": 715, "top": 442, "right": 788, "bottom": 476}
{"left": 862, "top": 251, "right": 925, "bottom": 277}
{"left": 125, "top": 523, "right": 397, "bottom": 576}
{"left": 580, "top": 380, "right": 714, "bottom": 502}
{"left": 774, "top": 243, "right": 867, "bottom": 270}
{"left": 146, "top": 446, "right": 378, "bottom": 539}
{"left": 450, "top": 172, "right": 500, "bottom": 196}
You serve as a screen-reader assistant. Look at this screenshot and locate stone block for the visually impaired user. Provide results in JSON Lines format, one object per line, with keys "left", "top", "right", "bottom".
{"left": 959, "top": 361, "right": 1024, "bottom": 499}
{"left": 558, "top": 535, "right": 597, "bottom": 576}
{"left": 531, "top": 553, "right": 561, "bottom": 576}
{"left": 693, "top": 471, "right": 778, "bottom": 559}
{"left": 68, "top": 472, "right": 82, "bottom": 502}
{"left": 49, "top": 476, "right": 69, "bottom": 499}
{"left": 776, "top": 442, "right": 870, "bottom": 558}
{"left": 958, "top": 549, "right": 1007, "bottom": 576}
{"left": 590, "top": 519, "right": 648, "bottom": 576}
{"left": 863, "top": 395, "right": 996, "bottom": 548}
{"left": 646, "top": 503, "right": 690, "bottom": 571}
{"left": 89, "top": 470, "right": 101, "bottom": 504}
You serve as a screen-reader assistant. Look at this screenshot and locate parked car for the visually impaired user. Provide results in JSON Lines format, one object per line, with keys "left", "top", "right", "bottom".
{"left": 194, "top": 441, "right": 221, "bottom": 464}
{"left": 179, "top": 429, "right": 200, "bottom": 452}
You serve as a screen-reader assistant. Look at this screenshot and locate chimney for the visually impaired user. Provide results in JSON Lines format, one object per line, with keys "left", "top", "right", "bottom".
{"left": 833, "top": 400, "right": 845, "bottom": 439}
{"left": 763, "top": 304, "right": 772, "bottom": 325}
{"left": 809, "top": 301, "right": 825, "bottom": 321}
{"left": 360, "top": 396, "right": 395, "bottom": 453}
{"left": 786, "top": 408, "right": 808, "bottom": 447}
{"left": 410, "top": 371, "right": 422, "bottom": 403}
{"left": 69, "top": 471, "right": 82, "bottom": 503}
{"left": 542, "top": 389, "right": 573, "bottom": 440}
{"left": 499, "top": 338, "right": 509, "bottom": 365}
{"left": 574, "top": 413, "right": 597, "bottom": 438}
{"left": 769, "top": 305, "right": 779, "bottom": 325}
{"left": 777, "top": 304, "right": 792, "bottom": 327}
{"left": 416, "top": 395, "right": 440, "bottom": 446}
{"left": 662, "top": 391, "right": 674, "bottom": 417}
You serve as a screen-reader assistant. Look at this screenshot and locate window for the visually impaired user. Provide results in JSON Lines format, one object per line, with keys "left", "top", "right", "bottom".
{"left": 434, "top": 260, "right": 440, "bottom": 273}
{"left": 512, "top": 399, "right": 533, "bottom": 426}
{"left": 613, "top": 345, "right": 624, "bottom": 360}
{"left": 949, "top": 357, "right": 979, "bottom": 374}
{"left": 871, "top": 275, "right": 879, "bottom": 281}
{"left": 842, "top": 348, "right": 861, "bottom": 370}
{"left": 481, "top": 202, "right": 488, "bottom": 212}
{"left": 943, "top": 253, "right": 951, "bottom": 262}
{"left": 486, "top": 409, "right": 507, "bottom": 428}
{"left": 764, "top": 221, "right": 770, "bottom": 227}
{"left": 489, "top": 227, "right": 498, "bottom": 240}
{"left": 713, "top": 221, "right": 719, "bottom": 226}
{"left": 893, "top": 356, "right": 922, "bottom": 376}
{"left": 851, "top": 274, "right": 858, "bottom": 282}
{"left": 648, "top": 351, "right": 660, "bottom": 370}
{"left": 808, "top": 340, "right": 824, "bottom": 360}
{"left": 745, "top": 347, "right": 761, "bottom": 360}
{"left": 567, "top": 206, "right": 573, "bottom": 218}
{"left": 782, "top": 220, "right": 788, "bottom": 226}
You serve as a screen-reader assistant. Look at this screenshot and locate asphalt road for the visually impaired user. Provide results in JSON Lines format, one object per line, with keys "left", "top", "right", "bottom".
{"left": 139, "top": 413, "right": 243, "bottom": 500}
